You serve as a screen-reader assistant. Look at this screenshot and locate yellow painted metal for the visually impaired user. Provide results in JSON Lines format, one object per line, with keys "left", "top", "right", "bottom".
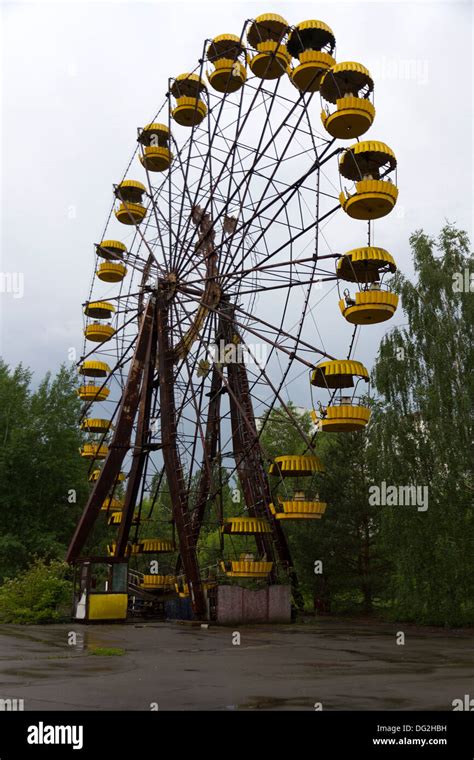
{"left": 115, "top": 202, "right": 147, "bottom": 225}
{"left": 137, "top": 539, "right": 175, "bottom": 553}
{"left": 172, "top": 97, "right": 207, "bottom": 127}
{"left": 96, "top": 240, "right": 127, "bottom": 260}
{"left": 339, "top": 290, "right": 398, "bottom": 325}
{"left": 88, "top": 593, "right": 127, "bottom": 621}
{"left": 207, "top": 34, "right": 245, "bottom": 60}
{"left": 139, "top": 146, "right": 173, "bottom": 172}
{"left": 249, "top": 41, "right": 290, "bottom": 79}
{"left": 101, "top": 497, "right": 124, "bottom": 512}
{"left": 170, "top": 73, "right": 207, "bottom": 98}
{"left": 77, "top": 384, "right": 109, "bottom": 401}
{"left": 320, "top": 62, "right": 373, "bottom": 103}
{"left": 107, "top": 511, "right": 139, "bottom": 526}
{"left": 269, "top": 500, "right": 327, "bottom": 519}
{"left": 268, "top": 454, "right": 325, "bottom": 477}
{"left": 321, "top": 97, "right": 375, "bottom": 139}
{"left": 175, "top": 581, "right": 216, "bottom": 598}
{"left": 138, "top": 123, "right": 169, "bottom": 146}
{"left": 79, "top": 360, "right": 110, "bottom": 378}
{"left": 339, "top": 141, "right": 397, "bottom": 181}
{"left": 96, "top": 262, "right": 127, "bottom": 283}
{"left": 221, "top": 517, "right": 272, "bottom": 534}
{"left": 290, "top": 51, "right": 335, "bottom": 92}
{"left": 81, "top": 442, "right": 108, "bottom": 459}
{"left": 208, "top": 59, "right": 247, "bottom": 93}
{"left": 291, "top": 18, "right": 334, "bottom": 36}
{"left": 318, "top": 404, "right": 371, "bottom": 432}
{"left": 89, "top": 469, "right": 125, "bottom": 483}
{"left": 80, "top": 418, "right": 113, "bottom": 433}
{"left": 106, "top": 542, "right": 139, "bottom": 557}
{"left": 311, "top": 359, "right": 369, "bottom": 388}
{"left": 339, "top": 179, "right": 398, "bottom": 220}
{"left": 337, "top": 247, "right": 396, "bottom": 282}
{"left": 84, "top": 324, "right": 116, "bottom": 343}
{"left": 141, "top": 575, "right": 176, "bottom": 590}
{"left": 247, "top": 14, "right": 289, "bottom": 48}
{"left": 174, "top": 281, "right": 220, "bottom": 360}
{"left": 83, "top": 301, "right": 115, "bottom": 319}
{"left": 287, "top": 19, "right": 335, "bottom": 63}
{"left": 115, "top": 179, "right": 146, "bottom": 203}
{"left": 220, "top": 560, "right": 273, "bottom": 578}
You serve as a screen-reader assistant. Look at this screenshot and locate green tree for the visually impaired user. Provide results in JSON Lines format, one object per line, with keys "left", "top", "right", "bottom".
{"left": 259, "top": 404, "right": 387, "bottom": 610}
{"left": 371, "top": 224, "right": 473, "bottom": 625}
{"left": 0, "top": 559, "right": 72, "bottom": 624}
{"left": 0, "top": 362, "right": 89, "bottom": 580}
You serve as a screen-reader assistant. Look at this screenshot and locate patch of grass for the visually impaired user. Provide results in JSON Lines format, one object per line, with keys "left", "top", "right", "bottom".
{"left": 89, "top": 647, "right": 125, "bottom": 657}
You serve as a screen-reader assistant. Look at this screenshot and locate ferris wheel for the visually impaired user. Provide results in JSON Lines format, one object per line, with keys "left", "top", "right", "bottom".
{"left": 67, "top": 13, "right": 399, "bottom": 621}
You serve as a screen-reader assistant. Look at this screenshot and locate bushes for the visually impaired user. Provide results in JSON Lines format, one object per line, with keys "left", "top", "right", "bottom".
{"left": 0, "top": 559, "right": 72, "bottom": 624}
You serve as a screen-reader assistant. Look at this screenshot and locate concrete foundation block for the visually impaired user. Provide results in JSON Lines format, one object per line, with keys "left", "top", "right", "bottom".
{"left": 216, "top": 584, "right": 291, "bottom": 624}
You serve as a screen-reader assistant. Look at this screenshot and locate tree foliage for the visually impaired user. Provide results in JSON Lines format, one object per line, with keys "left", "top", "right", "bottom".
{"left": 0, "top": 362, "right": 89, "bottom": 581}
{"left": 0, "top": 559, "right": 72, "bottom": 623}
{"left": 370, "top": 224, "right": 473, "bottom": 624}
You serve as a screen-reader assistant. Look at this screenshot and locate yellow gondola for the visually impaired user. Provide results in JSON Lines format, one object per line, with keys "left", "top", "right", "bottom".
{"left": 320, "top": 62, "right": 375, "bottom": 138}
{"left": 337, "top": 246, "right": 397, "bottom": 282}
{"left": 83, "top": 301, "right": 115, "bottom": 320}
{"left": 207, "top": 34, "right": 247, "bottom": 93}
{"left": 114, "top": 181, "right": 147, "bottom": 225}
{"left": 339, "top": 287, "right": 399, "bottom": 325}
{"left": 311, "top": 359, "right": 369, "bottom": 388}
{"left": 81, "top": 443, "right": 108, "bottom": 460}
{"left": 312, "top": 403, "right": 371, "bottom": 432}
{"left": 268, "top": 454, "right": 325, "bottom": 476}
{"left": 79, "top": 360, "right": 110, "bottom": 378}
{"left": 311, "top": 359, "right": 371, "bottom": 432}
{"left": 135, "top": 539, "right": 175, "bottom": 554}
{"left": 96, "top": 262, "right": 127, "bottom": 283}
{"left": 247, "top": 14, "right": 290, "bottom": 80}
{"left": 220, "top": 558, "right": 273, "bottom": 578}
{"left": 269, "top": 497, "right": 327, "bottom": 520}
{"left": 95, "top": 240, "right": 127, "bottom": 260}
{"left": 339, "top": 141, "right": 398, "bottom": 220}
{"left": 77, "top": 384, "right": 109, "bottom": 401}
{"left": 84, "top": 323, "right": 115, "bottom": 343}
{"left": 287, "top": 20, "right": 336, "bottom": 92}
{"left": 170, "top": 74, "right": 207, "bottom": 127}
{"left": 140, "top": 575, "right": 176, "bottom": 590}
{"left": 337, "top": 246, "right": 399, "bottom": 325}
{"left": 138, "top": 123, "right": 173, "bottom": 172}
{"left": 80, "top": 418, "right": 113, "bottom": 433}
{"left": 221, "top": 517, "right": 271, "bottom": 534}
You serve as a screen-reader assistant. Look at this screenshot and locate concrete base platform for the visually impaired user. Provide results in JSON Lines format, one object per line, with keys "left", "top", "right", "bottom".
{"left": 216, "top": 584, "right": 291, "bottom": 624}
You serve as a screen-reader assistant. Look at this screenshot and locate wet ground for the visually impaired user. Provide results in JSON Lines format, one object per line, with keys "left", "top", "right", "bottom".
{"left": 0, "top": 618, "right": 472, "bottom": 710}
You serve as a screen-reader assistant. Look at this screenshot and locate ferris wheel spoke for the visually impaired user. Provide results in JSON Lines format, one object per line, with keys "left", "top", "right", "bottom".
{"left": 169, "top": 298, "right": 217, "bottom": 497}
{"left": 176, "top": 76, "right": 320, "bottom": 280}
{"left": 172, "top": 51, "right": 282, "bottom": 270}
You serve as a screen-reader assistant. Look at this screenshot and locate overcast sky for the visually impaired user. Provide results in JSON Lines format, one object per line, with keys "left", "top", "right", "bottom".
{"left": 0, "top": 0, "right": 472, "bottom": 386}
